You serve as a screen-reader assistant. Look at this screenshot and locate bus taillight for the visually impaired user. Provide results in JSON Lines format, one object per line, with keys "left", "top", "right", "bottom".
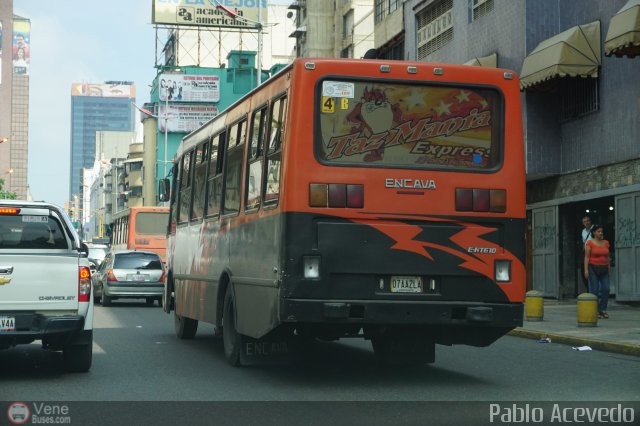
{"left": 309, "top": 184, "right": 364, "bottom": 208}
{"left": 455, "top": 188, "right": 506, "bottom": 213}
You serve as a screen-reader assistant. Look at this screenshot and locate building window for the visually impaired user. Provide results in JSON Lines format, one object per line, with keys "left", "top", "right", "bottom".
{"left": 380, "top": 41, "right": 404, "bottom": 60}
{"left": 417, "top": 0, "right": 454, "bottom": 59}
{"left": 375, "top": 0, "right": 386, "bottom": 23}
{"left": 560, "top": 77, "right": 599, "bottom": 122}
{"left": 471, "top": 0, "right": 494, "bottom": 21}
{"left": 375, "top": 0, "right": 401, "bottom": 24}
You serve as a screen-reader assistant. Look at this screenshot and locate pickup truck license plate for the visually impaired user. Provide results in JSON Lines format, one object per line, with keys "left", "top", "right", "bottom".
{"left": 0, "top": 316, "right": 16, "bottom": 332}
{"left": 390, "top": 276, "right": 422, "bottom": 293}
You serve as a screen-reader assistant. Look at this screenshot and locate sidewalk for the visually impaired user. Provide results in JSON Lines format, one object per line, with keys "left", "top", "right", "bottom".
{"left": 508, "top": 299, "right": 640, "bottom": 356}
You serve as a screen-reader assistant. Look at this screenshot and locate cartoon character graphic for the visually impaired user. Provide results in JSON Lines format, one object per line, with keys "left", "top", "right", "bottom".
{"left": 346, "top": 87, "right": 403, "bottom": 162}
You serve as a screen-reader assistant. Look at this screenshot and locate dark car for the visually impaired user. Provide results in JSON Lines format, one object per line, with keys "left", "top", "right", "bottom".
{"left": 92, "top": 250, "right": 164, "bottom": 307}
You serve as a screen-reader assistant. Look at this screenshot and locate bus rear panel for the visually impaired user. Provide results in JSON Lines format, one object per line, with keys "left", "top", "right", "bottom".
{"left": 277, "top": 60, "right": 525, "bottom": 348}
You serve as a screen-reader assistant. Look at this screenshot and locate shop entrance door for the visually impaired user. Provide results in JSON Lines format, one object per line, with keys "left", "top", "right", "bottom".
{"left": 532, "top": 206, "right": 558, "bottom": 298}
{"left": 615, "top": 192, "right": 640, "bottom": 301}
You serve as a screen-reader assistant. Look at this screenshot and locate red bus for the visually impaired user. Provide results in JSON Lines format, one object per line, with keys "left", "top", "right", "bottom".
{"left": 160, "top": 58, "right": 526, "bottom": 366}
{"left": 111, "top": 206, "right": 169, "bottom": 261}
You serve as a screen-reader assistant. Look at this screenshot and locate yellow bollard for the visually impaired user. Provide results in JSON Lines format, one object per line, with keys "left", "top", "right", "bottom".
{"left": 577, "top": 292, "right": 598, "bottom": 327}
{"left": 525, "top": 290, "right": 544, "bottom": 321}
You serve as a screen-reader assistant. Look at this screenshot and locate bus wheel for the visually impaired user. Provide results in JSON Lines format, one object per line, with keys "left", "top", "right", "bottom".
{"left": 371, "top": 328, "right": 435, "bottom": 366}
{"left": 222, "top": 288, "right": 242, "bottom": 366}
{"left": 174, "top": 311, "right": 198, "bottom": 339}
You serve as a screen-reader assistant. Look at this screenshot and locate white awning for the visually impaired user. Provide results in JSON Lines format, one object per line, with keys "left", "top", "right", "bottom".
{"left": 604, "top": 0, "right": 640, "bottom": 57}
{"left": 520, "top": 21, "right": 601, "bottom": 90}
{"left": 464, "top": 53, "right": 497, "bottom": 68}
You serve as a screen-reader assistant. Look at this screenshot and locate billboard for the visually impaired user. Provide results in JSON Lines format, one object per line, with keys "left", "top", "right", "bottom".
{"left": 152, "top": 0, "right": 267, "bottom": 29}
{"left": 159, "top": 73, "right": 220, "bottom": 103}
{"left": 159, "top": 104, "right": 218, "bottom": 133}
{"left": 71, "top": 83, "right": 136, "bottom": 98}
{"left": 13, "top": 19, "right": 31, "bottom": 76}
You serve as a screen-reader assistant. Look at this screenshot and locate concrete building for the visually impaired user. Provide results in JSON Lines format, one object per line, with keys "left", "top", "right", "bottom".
{"left": 69, "top": 81, "right": 136, "bottom": 203}
{"left": 289, "top": 0, "right": 374, "bottom": 59}
{"left": 388, "top": 0, "right": 640, "bottom": 301}
{"left": 0, "top": 1, "right": 30, "bottom": 200}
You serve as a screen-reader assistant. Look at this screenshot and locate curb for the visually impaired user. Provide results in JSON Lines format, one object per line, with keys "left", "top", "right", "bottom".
{"left": 508, "top": 328, "right": 640, "bottom": 357}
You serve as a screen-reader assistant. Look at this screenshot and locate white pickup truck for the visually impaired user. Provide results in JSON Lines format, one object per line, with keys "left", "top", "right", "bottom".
{"left": 0, "top": 200, "right": 93, "bottom": 372}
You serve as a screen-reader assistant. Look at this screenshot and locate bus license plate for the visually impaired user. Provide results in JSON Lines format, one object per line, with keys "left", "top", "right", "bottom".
{"left": 0, "top": 316, "right": 16, "bottom": 332}
{"left": 390, "top": 276, "right": 422, "bottom": 293}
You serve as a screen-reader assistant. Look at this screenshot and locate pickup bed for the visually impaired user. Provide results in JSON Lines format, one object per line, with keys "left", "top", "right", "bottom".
{"left": 0, "top": 200, "right": 93, "bottom": 372}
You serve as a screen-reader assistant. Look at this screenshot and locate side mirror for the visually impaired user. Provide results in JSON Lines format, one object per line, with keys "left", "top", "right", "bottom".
{"left": 158, "top": 178, "right": 170, "bottom": 202}
{"left": 78, "top": 242, "right": 89, "bottom": 257}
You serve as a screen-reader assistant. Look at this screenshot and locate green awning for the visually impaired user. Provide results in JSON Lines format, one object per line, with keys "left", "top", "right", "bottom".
{"left": 520, "top": 21, "right": 601, "bottom": 90}
{"left": 464, "top": 53, "right": 497, "bottom": 68}
{"left": 605, "top": 0, "right": 640, "bottom": 57}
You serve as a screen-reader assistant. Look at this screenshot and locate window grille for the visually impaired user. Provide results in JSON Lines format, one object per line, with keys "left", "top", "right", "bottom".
{"left": 417, "top": 0, "right": 453, "bottom": 59}
{"left": 472, "top": 0, "right": 494, "bottom": 21}
{"left": 560, "top": 77, "right": 599, "bottom": 122}
{"left": 375, "top": 0, "right": 386, "bottom": 23}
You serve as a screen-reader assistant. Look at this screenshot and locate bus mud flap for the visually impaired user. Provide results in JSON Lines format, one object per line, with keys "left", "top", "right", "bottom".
{"left": 238, "top": 335, "right": 292, "bottom": 366}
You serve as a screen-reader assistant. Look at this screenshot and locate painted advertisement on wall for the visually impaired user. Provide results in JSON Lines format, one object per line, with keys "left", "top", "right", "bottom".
{"left": 159, "top": 73, "right": 220, "bottom": 103}
{"left": 13, "top": 19, "right": 31, "bottom": 76}
{"left": 158, "top": 104, "right": 219, "bottom": 133}
{"left": 152, "top": 0, "right": 267, "bottom": 29}
{"left": 70, "top": 83, "right": 136, "bottom": 98}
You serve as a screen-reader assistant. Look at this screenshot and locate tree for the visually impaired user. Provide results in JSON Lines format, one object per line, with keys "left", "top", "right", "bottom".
{"left": 0, "top": 178, "right": 17, "bottom": 199}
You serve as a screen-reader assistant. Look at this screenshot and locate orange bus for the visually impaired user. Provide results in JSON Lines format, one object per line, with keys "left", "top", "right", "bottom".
{"left": 111, "top": 206, "right": 169, "bottom": 261}
{"left": 160, "top": 58, "right": 526, "bottom": 366}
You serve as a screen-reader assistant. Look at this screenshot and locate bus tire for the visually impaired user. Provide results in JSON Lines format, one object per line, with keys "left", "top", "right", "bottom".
{"left": 222, "top": 287, "right": 242, "bottom": 366}
{"left": 371, "top": 329, "right": 435, "bottom": 366}
{"left": 174, "top": 311, "right": 198, "bottom": 339}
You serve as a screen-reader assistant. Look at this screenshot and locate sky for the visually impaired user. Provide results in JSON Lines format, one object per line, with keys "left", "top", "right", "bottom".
{"left": 13, "top": 0, "right": 292, "bottom": 208}
{"left": 13, "top": 0, "right": 156, "bottom": 208}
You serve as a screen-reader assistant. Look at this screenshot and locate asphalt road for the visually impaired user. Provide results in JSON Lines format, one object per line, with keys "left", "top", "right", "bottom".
{"left": 1, "top": 301, "right": 639, "bottom": 425}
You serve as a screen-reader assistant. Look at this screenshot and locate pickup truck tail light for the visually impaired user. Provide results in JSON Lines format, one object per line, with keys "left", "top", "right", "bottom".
{"left": 79, "top": 266, "right": 91, "bottom": 302}
{"left": 107, "top": 269, "right": 118, "bottom": 282}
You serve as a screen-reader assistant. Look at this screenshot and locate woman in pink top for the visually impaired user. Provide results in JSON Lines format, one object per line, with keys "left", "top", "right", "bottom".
{"left": 583, "top": 225, "right": 611, "bottom": 318}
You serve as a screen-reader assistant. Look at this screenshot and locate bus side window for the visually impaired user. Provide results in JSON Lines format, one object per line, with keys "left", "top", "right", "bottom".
{"left": 265, "top": 96, "right": 287, "bottom": 206}
{"left": 178, "top": 150, "right": 193, "bottom": 224}
{"left": 223, "top": 119, "right": 246, "bottom": 215}
{"left": 206, "top": 133, "right": 224, "bottom": 217}
{"left": 246, "top": 106, "right": 267, "bottom": 212}
{"left": 168, "top": 164, "right": 179, "bottom": 234}
{"left": 191, "top": 142, "right": 208, "bottom": 221}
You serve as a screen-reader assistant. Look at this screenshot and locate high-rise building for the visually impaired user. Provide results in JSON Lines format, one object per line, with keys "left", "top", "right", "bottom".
{"left": 0, "top": 0, "right": 31, "bottom": 200}
{"left": 68, "top": 81, "right": 136, "bottom": 201}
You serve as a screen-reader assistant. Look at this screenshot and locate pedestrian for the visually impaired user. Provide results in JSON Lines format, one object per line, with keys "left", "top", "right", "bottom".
{"left": 583, "top": 224, "right": 611, "bottom": 319}
{"left": 578, "top": 215, "right": 594, "bottom": 291}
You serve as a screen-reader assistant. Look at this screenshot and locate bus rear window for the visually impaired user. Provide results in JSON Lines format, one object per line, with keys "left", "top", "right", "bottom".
{"left": 136, "top": 212, "right": 169, "bottom": 235}
{"left": 317, "top": 80, "right": 502, "bottom": 170}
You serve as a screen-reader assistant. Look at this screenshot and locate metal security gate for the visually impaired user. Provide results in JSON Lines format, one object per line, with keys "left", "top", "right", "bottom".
{"left": 614, "top": 193, "right": 640, "bottom": 301}
{"left": 532, "top": 206, "right": 558, "bottom": 298}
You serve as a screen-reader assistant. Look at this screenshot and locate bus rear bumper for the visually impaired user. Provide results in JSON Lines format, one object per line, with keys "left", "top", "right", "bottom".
{"left": 281, "top": 299, "right": 523, "bottom": 346}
